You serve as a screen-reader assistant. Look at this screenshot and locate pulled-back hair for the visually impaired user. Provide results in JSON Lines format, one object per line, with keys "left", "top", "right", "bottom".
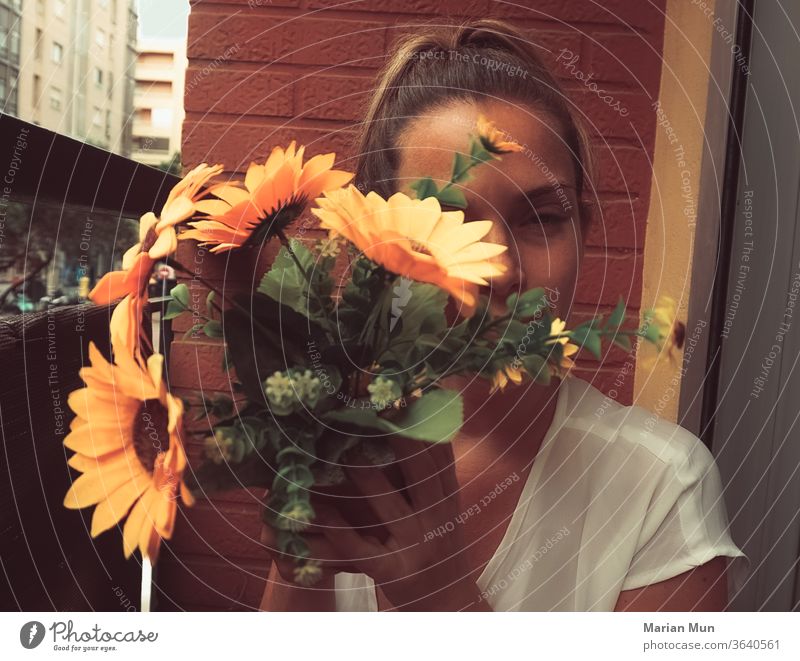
{"left": 354, "top": 18, "right": 596, "bottom": 227}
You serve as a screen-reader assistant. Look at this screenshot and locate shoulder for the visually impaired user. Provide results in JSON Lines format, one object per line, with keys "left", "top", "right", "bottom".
{"left": 559, "top": 374, "right": 716, "bottom": 483}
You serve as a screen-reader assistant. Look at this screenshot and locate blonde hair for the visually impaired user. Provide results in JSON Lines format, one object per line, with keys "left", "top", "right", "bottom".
{"left": 354, "top": 18, "right": 596, "bottom": 228}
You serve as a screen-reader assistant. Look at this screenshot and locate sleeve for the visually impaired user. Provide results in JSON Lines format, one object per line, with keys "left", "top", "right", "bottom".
{"left": 621, "top": 427, "right": 750, "bottom": 596}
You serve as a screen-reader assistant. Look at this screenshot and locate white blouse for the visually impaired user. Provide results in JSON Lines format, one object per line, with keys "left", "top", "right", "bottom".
{"left": 334, "top": 373, "right": 750, "bottom": 611}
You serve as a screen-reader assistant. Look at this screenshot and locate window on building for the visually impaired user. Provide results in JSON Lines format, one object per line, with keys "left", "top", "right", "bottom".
{"left": 92, "top": 106, "right": 102, "bottom": 127}
{"left": 98, "top": 0, "right": 109, "bottom": 7}
{"left": 95, "top": 28, "right": 106, "bottom": 49}
{"left": 107, "top": 70, "right": 113, "bottom": 99}
{"left": 133, "top": 136, "right": 170, "bottom": 152}
{"left": 33, "top": 74, "right": 41, "bottom": 107}
{"left": 52, "top": 41, "right": 63, "bottom": 64}
{"left": 151, "top": 107, "right": 173, "bottom": 129}
{"left": 10, "top": 27, "right": 19, "bottom": 56}
{"left": 94, "top": 67, "right": 103, "bottom": 86}
{"left": 35, "top": 28, "right": 42, "bottom": 59}
{"left": 49, "top": 86, "right": 61, "bottom": 111}
{"left": 105, "top": 109, "right": 111, "bottom": 139}
{"left": 53, "top": 0, "right": 66, "bottom": 19}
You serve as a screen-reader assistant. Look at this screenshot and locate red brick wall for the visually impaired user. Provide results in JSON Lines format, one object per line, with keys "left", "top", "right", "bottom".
{"left": 160, "top": 0, "right": 667, "bottom": 610}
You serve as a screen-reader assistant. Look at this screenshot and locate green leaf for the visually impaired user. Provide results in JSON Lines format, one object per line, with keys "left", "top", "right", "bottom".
{"left": 409, "top": 177, "right": 439, "bottom": 200}
{"left": 170, "top": 283, "right": 189, "bottom": 308}
{"left": 323, "top": 389, "right": 463, "bottom": 443}
{"left": 451, "top": 152, "right": 474, "bottom": 185}
{"left": 206, "top": 290, "right": 216, "bottom": 317}
{"left": 612, "top": 334, "right": 632, "bottom": 352}
{"left": 434, "top": 186, "right": 467, "bottom": 209}
{"left": 515, "top": 287, "right": 547, "bottom": 318}
{"left": 606, "top": 296, "right": 626, "bottom": 330}
{"left": 520, "top": 354, "right": 550, "bottom": 385}
{"left": 182, "top": 323, "right": 204, "bottom": 340}
{"left": 570, "top": 326, "right": 602, "bottom": 360}
{"left": 257, "top": 238, "right": 333, "bottom": 326}
{"left": 203, "top": 319, "right": 223, "bottom": 338}
{"left": 163, "top": 299, "right": 185, "bottom": 320}
{"left": 469, "top": 138, "right": 495, "bottom": 165}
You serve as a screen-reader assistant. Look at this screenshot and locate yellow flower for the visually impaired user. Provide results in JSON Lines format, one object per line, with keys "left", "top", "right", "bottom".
{"left": 546, "top": 317, "right": 579, "bottom": 377}
{"left": 62, "top": 337, "right": 194, "bottom": 563}
{"left": 641, "top": 295, "right": 685, "bottom": 369}
{"left": 181, "top": 142, "right": 353, "bottom": 253}
{"left": 311, "top": 185, "right": 508, "bottom": 316}
{"left": 91, "top": 163, "right": 222, "bottom": 304}
{"left": 476, "top": 114, "right": 525, "bottom": 154}
{"left": 489, "top": 362, "right": 525, "bottom": 394}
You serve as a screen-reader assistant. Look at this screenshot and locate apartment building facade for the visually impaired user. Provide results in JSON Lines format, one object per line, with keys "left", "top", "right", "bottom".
{"left": 9, "top": 0, "right": 137, "bottom": 157}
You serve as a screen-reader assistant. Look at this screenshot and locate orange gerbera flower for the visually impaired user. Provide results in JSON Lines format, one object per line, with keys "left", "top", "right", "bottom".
{"left": 311, "top": 185, "right": 508, "bottom": 316}
{"left": 90, "top": 163, "right": 222, "bottom": 305}
{"left": 62, "top": 339, "right": 194, "bottom": 563}
{"left": 181, "top": 142, "right": 353, "bottom": 253}
{"left": 476, "top": 114, "right": 525, "bottom": 154}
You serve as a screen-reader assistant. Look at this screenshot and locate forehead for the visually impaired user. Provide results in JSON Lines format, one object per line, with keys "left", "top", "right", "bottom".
{"left": 395, "top": 100, "right": 576, "bottom": 195}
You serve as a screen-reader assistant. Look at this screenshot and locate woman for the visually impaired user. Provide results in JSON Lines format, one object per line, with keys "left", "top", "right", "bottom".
{"left": 259, "top": 18, "right": 749, "bottom": 611}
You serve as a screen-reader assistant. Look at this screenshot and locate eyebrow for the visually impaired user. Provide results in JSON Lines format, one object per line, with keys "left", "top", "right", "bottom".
{"left": 518, "top": 183, "right": 576, "bottom": 203}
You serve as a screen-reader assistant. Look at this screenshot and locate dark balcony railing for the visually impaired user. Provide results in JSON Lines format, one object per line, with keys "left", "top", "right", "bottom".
{"left": 0, "top": 112, "right": 180, "bottom": 610}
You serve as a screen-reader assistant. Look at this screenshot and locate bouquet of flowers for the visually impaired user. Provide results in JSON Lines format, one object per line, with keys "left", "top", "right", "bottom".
{"left": 60, "top": 116, "right": 680, "bottom": 586}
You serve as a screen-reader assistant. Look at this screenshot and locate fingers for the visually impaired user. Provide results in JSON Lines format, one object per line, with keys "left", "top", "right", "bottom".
{"left": 389, "top": 437, "right": 444, "bottom": 508}
{"left": 259, "top": 523, "right": 345, "bottom": 569}
{"left": 346, "top": 462, "right": 419, "bottom": 542}
{"left": 315, "top": 503, "right": 387, "bottom": 577}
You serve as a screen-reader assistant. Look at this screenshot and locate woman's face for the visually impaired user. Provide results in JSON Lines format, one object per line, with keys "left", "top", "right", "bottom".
{"left": 395, "top": 99, "right": 585, "bottom": 322}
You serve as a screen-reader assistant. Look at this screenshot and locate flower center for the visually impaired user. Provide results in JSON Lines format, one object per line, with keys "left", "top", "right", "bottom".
{"left": 410, "top": 240, "right": 432, "bottom": 256}
{"left": 141, "top": 227, "right": 158, "bottom": 253}
{"left": 133, "top": 399, "right": 170, "bottom": 472}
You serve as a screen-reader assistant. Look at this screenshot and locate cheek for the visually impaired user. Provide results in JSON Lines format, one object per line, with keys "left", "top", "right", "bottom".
{"left": 518, "top": 235, "right": 582, "bottom": 315}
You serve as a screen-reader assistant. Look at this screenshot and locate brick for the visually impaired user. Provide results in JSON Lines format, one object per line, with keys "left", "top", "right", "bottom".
{"left": 576, "top": 250, "right": 642, "bottom": 307}
{"left": 568, "top": 85, "right": 657, "bottom": 148}
{"left": 182, "top": 121, "right": 357, "bottom": 174}
{"left": 489, "top": 0, "right": 667, "bottom": 35}
{"left": 169, "top": 500, "right": 266, "bottom": 560}
{"left": 593, "top": 143, "right": 653, "bottom": 196}
{"left": 307, "top": 0, "right": 489, "bottom": 14}
{"left": 585, "top": 197, "right": 647, "bottom": 250}
{"left": 154, "top": 554, "right": 267, "bottom": 611}
{"left": 586, "top": 32, "right": 665, "bottom": 94}
{"left": 296, "top": 74, "right": 374, "bottom": 122}
{"left": 188, "top": 12, "right": 387, "bottom": 67}
{"left": 184, "top": 68, "right": 295, "bottom": 117}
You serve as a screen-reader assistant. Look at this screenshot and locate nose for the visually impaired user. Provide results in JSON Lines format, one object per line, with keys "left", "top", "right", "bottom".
{"left": 479, "top": 218, "right": 525, "bottom": 307}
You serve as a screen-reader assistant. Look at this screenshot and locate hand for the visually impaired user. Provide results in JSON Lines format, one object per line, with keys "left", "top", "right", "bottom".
{"left": 313, "top": 437, "right": 490, "bottom": 611}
